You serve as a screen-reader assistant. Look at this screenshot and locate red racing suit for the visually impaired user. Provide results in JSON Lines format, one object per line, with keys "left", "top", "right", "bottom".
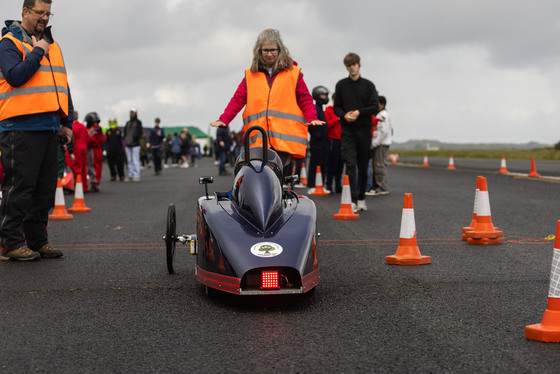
{"left": 71, "top": 121, "right": 88, "bottom": 191}
{"left": 86, "top": 124, "right": 106, "bottom": 188}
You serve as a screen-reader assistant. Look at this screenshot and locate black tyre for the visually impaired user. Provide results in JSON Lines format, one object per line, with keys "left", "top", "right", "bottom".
{"left": 165, "top": 203, "right": 176, "bottom": 274}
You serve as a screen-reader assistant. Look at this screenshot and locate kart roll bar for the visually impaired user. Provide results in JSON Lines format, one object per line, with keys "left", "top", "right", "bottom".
{"left": 244, "top": 126, "right": 268, "bottom": 165}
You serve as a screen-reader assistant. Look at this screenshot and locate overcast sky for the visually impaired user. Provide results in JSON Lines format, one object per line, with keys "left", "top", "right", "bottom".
{"left": 2, "top": 0, "right": 559, "bottom": 144}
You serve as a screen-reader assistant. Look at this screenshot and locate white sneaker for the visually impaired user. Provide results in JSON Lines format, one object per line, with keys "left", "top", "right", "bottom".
{"left": 308, "top": 188, "right": 315, "bottom": 195}
{"left": 365, "top": 190, "right": 378, "bottom": 196}
{"left": 357, "top": 200, "right": 367, "bottom": 211}
{"left": 351, "top": 203, "right": 357, "bottom": 213}
{"left": 323, "top": 189, "right": 331, "bottom": 194}
{"left": 293, "top": 183, "right": 306, "bottom": 189}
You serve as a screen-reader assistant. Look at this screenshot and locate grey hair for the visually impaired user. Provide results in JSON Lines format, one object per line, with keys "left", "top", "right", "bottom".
{"left": 250, "top": 29, "right": 293, "bottom": 75}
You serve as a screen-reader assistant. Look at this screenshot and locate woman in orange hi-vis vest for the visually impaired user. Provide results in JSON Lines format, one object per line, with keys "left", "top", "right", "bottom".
{"left": 210, "top": 28, "right": 324, "bottom": 175}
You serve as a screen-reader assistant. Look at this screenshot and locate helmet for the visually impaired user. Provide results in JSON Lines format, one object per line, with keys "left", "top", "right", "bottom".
{"left": 108, "top": 117, "right": 118, "bottom": 128}
{"left": 312, "top": 85, "right": 329, "bottom": 105}
{"left": 84, "top": 112, "right": 100, "bottom": 127}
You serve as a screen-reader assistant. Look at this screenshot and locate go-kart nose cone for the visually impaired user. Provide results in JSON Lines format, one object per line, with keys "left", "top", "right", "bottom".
{"left": 232, "top": 162, "right": 283, "bottom": 231}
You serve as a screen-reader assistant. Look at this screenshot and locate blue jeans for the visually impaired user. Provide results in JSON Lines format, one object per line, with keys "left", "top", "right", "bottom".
{"left": 126, "top": 146, "right": 141, "bottom": 179}
{"left": 219, "top": 151, "right": 227, "bottom": 173}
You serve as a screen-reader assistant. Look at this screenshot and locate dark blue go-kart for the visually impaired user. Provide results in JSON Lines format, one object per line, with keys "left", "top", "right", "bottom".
{"left": 164, "top": 126, "right": 320, "bottom": 295}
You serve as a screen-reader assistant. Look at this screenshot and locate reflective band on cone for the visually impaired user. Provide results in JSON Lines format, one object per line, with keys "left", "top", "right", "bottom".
{"left": 464, "top": 177, "right": 503, "bottom": 244}
{"left": 68, "top": 174, "right": 91, "bottom": 213}
{"left": 310, "top": 166, "right": 329, "bottom": 196}
{"left": 334, "top": 175, "right": 359, "bottom": 220}
{"left": 386, "top": 193, "right": 431, "bottom": 265}
{"left": 49, "top": 178, "right": 73, "bottom": 220}
{"left": 422, "top": 155, "right": 429, "bottom": 167}
{"left": 526, "top": 221, "right": 560, "bottom": 342}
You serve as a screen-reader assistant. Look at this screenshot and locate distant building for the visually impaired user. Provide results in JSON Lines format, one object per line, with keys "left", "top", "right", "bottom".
{"left": 426, "top": 142, "right": 440, "bottom": 151}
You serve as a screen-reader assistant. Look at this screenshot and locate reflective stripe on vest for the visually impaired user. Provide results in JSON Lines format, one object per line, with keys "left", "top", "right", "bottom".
{"left": 242, "top": 67, "right": 308, "bottom": 158}
{"left": 0, "top": 33, "right": 69, "bottom": 121}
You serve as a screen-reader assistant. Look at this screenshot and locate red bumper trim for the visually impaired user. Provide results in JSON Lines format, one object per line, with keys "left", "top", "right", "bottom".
{"left": 196, "top": 266, "right": 241, "bottom": 294}
{"left": 302, "top": 268, "right": 320, "bottom": 292}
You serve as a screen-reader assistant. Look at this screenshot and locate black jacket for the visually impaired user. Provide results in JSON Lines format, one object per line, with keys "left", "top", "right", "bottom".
{"left": 333, "top": 76, "right": 379, "bottom": 131}
{"left": 124, "top": 116, "right": 143, "bottom": 147}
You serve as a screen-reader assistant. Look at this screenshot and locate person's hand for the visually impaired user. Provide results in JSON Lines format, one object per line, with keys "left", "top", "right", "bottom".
{"left": 219, "top": 141, "right": 225, "bottom": 147}
{"left": 31, "top": 35, "right": 49, "bottom": 55}
{"left": 70, "top": 153, "right": 76, "bottom": 161}
{"left": 146, "top": 143, "right": 151, "bottom": 149}
{"left": 307, "top": 120, "right": 325, "bottom": 126}
{"left": 210, "top": 121, "right": 226, "bottom": 127}
{"left": 345, "top": 110, "right": 360, "bottom": 122}
{"left": 58, "top": 126, "right": 73, "bottom": 145}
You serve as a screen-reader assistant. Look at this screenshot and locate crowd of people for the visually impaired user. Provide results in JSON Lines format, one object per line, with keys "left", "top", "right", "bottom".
{"left": 62, "top": 109, "right": 208, "bottom": 193}
{"left": 0, "top": 0, "right": 392, "bottom": 262}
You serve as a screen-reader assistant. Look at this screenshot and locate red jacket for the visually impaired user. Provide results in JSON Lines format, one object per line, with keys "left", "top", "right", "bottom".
{"left": 325, "top": 105, "right": 341, "bottom": 140}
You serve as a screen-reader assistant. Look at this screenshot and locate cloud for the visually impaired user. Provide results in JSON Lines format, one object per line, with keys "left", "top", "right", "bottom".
{"left": 3, "top": 0, "right": 559, "bottom": 143}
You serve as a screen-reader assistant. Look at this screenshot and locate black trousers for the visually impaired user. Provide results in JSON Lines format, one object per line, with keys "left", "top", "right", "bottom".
{"left": 0, "top": 131, "right": 58, "bottom": 251}
{"left": 341, "top": 127, "right": 371, "bottom": 202}
{"left": 107, "top": 150, "right": 125, "bottom": 179}
{"left": 307, "top": 147, "right": 327, "bottom": 188}
{"left": 151, "top": 147, "right": 163, "bottom": 173}
{"left": 326, "top": 138, "right": 343, "bottom": 191}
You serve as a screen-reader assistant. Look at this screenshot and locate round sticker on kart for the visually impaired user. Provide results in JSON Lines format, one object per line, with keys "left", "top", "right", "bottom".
{"left": 251, "top": 242, "right": 283, "bottom": 258}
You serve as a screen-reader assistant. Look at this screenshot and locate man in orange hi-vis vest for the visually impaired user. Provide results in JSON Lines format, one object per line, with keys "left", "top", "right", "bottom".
{"left": 0, "top": 0, "right": 74, "bottom": 262}
{"left": 210, "top": 28, "right": 324, "bottom": 176}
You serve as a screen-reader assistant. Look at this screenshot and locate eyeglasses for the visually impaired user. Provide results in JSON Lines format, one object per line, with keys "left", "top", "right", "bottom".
{"left": 261, "top": 49, "right": 279, "bottom": 55}
{"left": 27, "top": 8, "right": 54, "bottom": 18}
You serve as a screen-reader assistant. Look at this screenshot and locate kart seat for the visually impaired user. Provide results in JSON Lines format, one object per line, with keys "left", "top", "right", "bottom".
{"left": 234, "top": 146, "right": 283, "bottom": 182}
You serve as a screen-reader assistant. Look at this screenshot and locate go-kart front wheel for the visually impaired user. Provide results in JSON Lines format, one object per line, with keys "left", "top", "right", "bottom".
{"left": 165, "top": 203, "right": 176, "bottom": 274}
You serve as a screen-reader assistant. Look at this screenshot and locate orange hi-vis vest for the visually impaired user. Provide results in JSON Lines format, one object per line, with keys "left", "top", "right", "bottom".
{"left": 0, "top": 33, "right": 69, "bottom": 122}
{"left": 243, "top": 66, "right": 308, "bottom": 158}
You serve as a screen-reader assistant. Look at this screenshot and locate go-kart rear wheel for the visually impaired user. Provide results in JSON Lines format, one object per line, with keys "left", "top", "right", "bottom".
{"left": 165, "top": 203, "right": 176, "bottom": 274}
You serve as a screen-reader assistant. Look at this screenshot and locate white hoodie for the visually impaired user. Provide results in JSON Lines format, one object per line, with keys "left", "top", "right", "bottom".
{"left": 372, "top": 109, "right": 392, "bottom": 147}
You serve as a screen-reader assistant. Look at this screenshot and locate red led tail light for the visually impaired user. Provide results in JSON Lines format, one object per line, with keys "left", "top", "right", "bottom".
{"left": 261, "top": 271, "right": 280, "bottom": 289}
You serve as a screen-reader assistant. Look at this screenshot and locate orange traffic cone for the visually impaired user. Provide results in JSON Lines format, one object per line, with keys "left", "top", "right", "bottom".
{"left": 49, "top": 178, "right": 73, "bottom": 220}
{"left": 299, "top": 162, "right": 308, "bottom": 186}
{"left": 528, "top": 157, "right": 541, "bottom": 178}
{"left": 464, "top": 177, "right": 503, "bottom": 244}
{"left": 334, "top": 175, "right": 359, "bottom": 220}
{"left": 462, "top": 176, "right": 481, "bottom": 240}
{"left": 422, "top": 154, "right": 429, "bottom": 167}
{"left": 68, "top": 175, "right": 91, "bottom": 213}
{"left": 526, "top": 220, "right": 560, "bottom": 342}
{"left": 462, "top": 176, "right": 499, "bottom": 241}
{"left": 310, "top": 166, "right": 329, "bottom": 196}
{"left": 386, "top": 193, "right": 431, "bottom": 265}
{"left": 498, "top": 156, "right": 509, "bottom": 174}
{"left": 447, "top": 155, "right": 456, "bottom": 170}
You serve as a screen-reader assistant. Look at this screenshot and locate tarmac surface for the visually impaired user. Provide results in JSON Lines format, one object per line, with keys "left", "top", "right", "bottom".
{"left": 2, "top": 155, "right": 560, "bottom": 373}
